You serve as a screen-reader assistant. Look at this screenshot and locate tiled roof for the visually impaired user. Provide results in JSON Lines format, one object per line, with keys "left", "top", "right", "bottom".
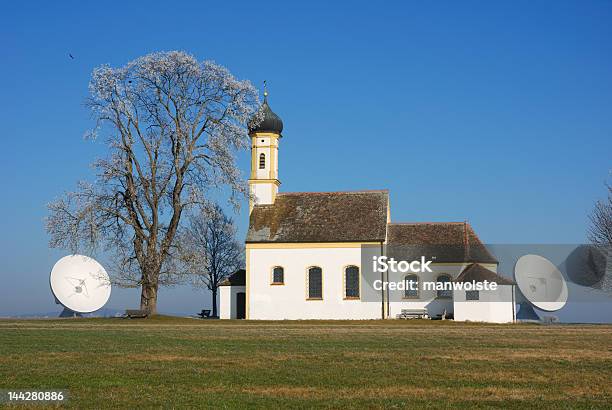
{"left": 246, "top": 190, "right": 389, "bottom": 243}
{"left": 386, "top": 222, "right": 498, "bottom": 264}
{"left": 455, "top": 263, "right": 515, "bottom": 285}
{"left": 219, "top": 269, "right": 245, "bottom": 287}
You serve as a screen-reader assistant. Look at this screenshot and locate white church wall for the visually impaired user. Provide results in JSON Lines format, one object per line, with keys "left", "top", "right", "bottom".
{"left": 247, "top": 245, "right": 382, "bottom": 320}
{"left": 250, "top": 183, "right": 275, "bottom": 206}
{"left": 220, "top": 285, "right": 246, "bottom": 319}
{"left": 453, "top": 285, "right": 515, "bottom": 323}
{"left": 220, "top": 286, "right": 231, "bottom": 319}
{"left": 246, "top": 246, "right": 507, "bottom": 321}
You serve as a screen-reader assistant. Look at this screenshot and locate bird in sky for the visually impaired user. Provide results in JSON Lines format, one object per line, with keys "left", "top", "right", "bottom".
{"left": 68, "top": 53, "right": 74, "bottom": 59}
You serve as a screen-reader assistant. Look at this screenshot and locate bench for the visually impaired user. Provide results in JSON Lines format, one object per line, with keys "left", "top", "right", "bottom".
{"left": 397, "top": 308, "right": 429, "bottom": 320}
{"left": 541, "top": 315, "right": 559, "bottom": 324}
{"left": 197, "top": 309, "right": 211, "bottom": 319}
{"left": 124, "top": 309, "right": 148, "bottom": 319}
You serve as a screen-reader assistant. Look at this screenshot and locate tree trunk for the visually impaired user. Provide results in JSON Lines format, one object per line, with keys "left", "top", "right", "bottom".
{"left": 140, "top": 282, "right": 158, "bottom": 315}
{"left": 211, "top": 288, "right": 218, "bottom": 318}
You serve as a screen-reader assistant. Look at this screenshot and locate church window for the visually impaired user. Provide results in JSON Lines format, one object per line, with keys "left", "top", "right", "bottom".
{"left": 307, "top": 267, "right": 323, "bottom": 299}
{"left": 344, "top": 266, "right": 360, "bottom": 299}
{"left": 259, "top": 153, "right": 266, "bottom": 169}
{"left": 272, "top": 266, "right": 284, "bottom": 284}
{"left": 436, "top": 275, "right": 452, "bottom": 299}
{"left": 466, "top": 290, "right": 479, "bottom": 300}
{"left": 404, "top": 274, "right": 419, "bottom": 299}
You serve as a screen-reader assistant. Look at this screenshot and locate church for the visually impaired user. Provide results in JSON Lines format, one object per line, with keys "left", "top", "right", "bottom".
{"left": 220, "top": 92, "right": 516, "bottom": 323}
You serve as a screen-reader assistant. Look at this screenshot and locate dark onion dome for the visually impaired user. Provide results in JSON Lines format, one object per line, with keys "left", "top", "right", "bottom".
{"left": 248, "top": 93, "right": 283, "bottom": 135}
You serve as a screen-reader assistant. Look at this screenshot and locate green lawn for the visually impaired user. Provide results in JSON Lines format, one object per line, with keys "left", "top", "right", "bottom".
{"left": 0, "top": 317, "right": 610, "bottom": 409}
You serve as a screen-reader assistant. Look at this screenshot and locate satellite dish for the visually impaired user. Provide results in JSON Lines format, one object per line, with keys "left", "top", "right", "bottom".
{"left": 565, "top": 244, "right": 608, "bottom": 288}
{"left": 514, "top": 254, "right": 568, "bottom": 312}
{"left": 50, "top": 255, "right": 111, "bottom": 315}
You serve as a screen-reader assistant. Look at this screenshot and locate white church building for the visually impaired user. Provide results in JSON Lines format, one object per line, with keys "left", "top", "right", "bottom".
{"left": 220, "top": 92, "right": 516, "bottom": 323}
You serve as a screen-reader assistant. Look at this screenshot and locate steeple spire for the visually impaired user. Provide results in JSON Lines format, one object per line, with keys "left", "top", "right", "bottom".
{"left": 247, "top": 82, "right": 283, "bottom": 213}
{"left": 248, "top": 82, "right": 283, "bottom": 135}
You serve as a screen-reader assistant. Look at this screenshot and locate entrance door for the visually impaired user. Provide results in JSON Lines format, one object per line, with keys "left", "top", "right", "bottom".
{"left": 236, "top": 292, "right": 246, "bottom": 319}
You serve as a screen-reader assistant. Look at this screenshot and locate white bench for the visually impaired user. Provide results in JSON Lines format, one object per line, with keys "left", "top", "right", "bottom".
{"left": 397, "top": 308, "right": 429, "bottom": 319}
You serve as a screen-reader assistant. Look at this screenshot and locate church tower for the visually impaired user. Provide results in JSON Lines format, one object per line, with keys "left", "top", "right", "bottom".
{"left": 248, "top": 87, "right": 284, "bottom": 213}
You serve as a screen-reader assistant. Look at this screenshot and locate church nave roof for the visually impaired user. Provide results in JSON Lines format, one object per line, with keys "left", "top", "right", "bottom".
{"left": 246, "top": 190, "right": 389, "bottom": 243}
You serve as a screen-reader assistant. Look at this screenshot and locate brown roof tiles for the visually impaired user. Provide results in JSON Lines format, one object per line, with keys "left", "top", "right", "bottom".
{"left": 455, "top": 263, "right": 515, "bottom": 285}
{"left": 386, "top": 222, "right": 498, "bottom": 264}
{"left": 246, "top": 190, "right": 389, "bottom": 243}
{"left": 219, "top": 269, "right": 246, "bottom": 286}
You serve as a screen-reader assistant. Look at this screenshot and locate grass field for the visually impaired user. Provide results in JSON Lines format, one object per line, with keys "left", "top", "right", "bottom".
{"left": 0, "top": 318, "right": 611, "bottom": 409}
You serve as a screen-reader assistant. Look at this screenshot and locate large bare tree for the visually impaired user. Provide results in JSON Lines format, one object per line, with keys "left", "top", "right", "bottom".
{"left": 179, "top": 203, "right": 243, "bottom": 317}
{"left": 46, "top": 51, "right": 261, "bottom": 314}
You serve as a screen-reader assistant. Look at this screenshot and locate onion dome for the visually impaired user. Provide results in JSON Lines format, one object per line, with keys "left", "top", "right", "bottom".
{"left": 249, "top": 90, "right": 283, "bottom": 135}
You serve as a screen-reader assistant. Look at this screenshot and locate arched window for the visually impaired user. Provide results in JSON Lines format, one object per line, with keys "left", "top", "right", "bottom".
{"left": 437, "top": 275, "right": 452, "bottom": 299}
{"left": 344, "top": 266, "right": 360, "bottom": 299}
{"left": 404, "top": 274, "right": 419, "bottom": 299}
{"left": 272, "top": 266, "right": 284, "bottom": 285}
{"left": 307, "top": 267, "right": 322, "bottom": 299}
{"left": 259, "top": 153, "right": 266, "bottom": 169}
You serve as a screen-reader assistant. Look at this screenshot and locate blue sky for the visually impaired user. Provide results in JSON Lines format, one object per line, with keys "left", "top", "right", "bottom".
{"left": 1, "top": 1, "right": 611, "bottom": 315}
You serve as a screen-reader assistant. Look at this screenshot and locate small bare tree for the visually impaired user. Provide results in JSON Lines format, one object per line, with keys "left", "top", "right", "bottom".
{"left": 178, "top": 203, "right": 243, "bottom": 317}
{"left": 586, "top": 181, "right": 612, "bottom": 292}
{"left": 588, "top": 182, "right": 612, "bottom": 246}
{"left": 46, "top": 51, "right": 261, "bottom": 314}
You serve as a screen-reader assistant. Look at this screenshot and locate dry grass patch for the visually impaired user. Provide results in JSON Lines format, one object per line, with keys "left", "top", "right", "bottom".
{"left": 0, "top": 319, "right": 610, "bottom": 408}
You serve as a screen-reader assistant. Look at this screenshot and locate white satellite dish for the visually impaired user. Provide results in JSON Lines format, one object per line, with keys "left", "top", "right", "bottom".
{"left": 50, "top": 255, "right": 111, "bottom": 315}
{"left": 514, "top": 254, "right": 568, "bottom": 312}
